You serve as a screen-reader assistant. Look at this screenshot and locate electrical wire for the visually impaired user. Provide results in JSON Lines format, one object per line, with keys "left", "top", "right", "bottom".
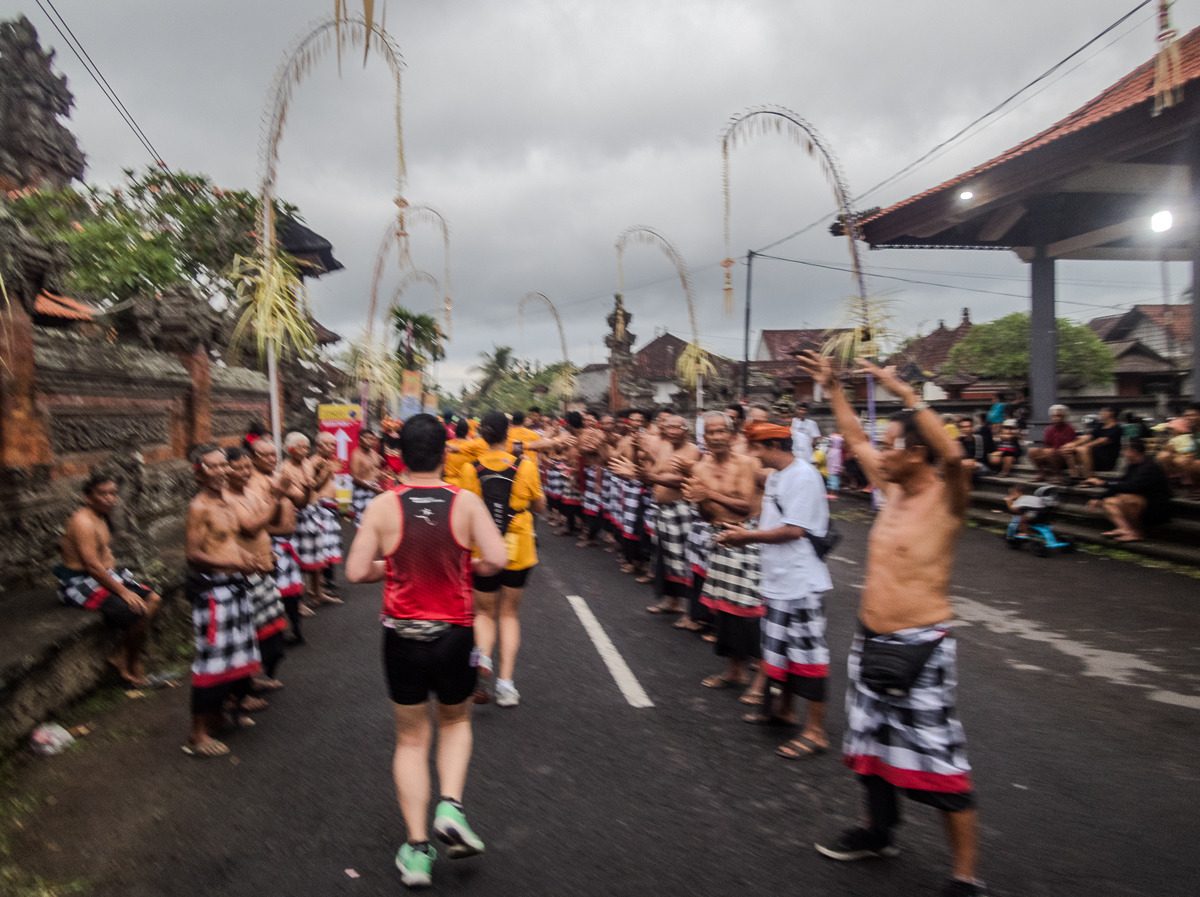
{"left": 33, "top": 0, "right": 165, "bottom": 165}
{"left": 752, "top": 0, "right": 1155, "bottom": 254}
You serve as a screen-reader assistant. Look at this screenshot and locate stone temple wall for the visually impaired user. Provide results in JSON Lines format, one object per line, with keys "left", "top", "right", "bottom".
{"left": 0, "top": 325, "right": 270, "bottom": 593}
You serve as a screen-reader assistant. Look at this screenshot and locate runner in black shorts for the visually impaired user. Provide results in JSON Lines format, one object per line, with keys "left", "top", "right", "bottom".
{"left": 347, "top": 414, "right": 507, "bottom": 889}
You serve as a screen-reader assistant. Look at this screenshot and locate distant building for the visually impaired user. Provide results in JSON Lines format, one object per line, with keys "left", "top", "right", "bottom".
{"left": 1088, "top": 303, "right": 1192, "bottom": 396}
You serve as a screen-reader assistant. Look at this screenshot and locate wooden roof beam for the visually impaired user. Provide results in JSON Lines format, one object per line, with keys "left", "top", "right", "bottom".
{"left": 977, "top": 203, "right": 1027, "bottom": 242}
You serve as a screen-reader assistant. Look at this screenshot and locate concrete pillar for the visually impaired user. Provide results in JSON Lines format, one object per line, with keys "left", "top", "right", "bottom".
{"left": 1029, "top": 248, "right": 1057, "bottom": 442}
{"left": 175, "top": 346, "right": 211, "bottom": 450}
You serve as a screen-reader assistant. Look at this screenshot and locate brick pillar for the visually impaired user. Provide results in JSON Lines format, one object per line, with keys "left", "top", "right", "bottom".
{"left": 0, "top": 301, "right": 52, "bottom": 468}
{"left": 608, "top": 365, "right": 627, "bottom": 414}
{"left": 176, "top": 346, "right": 211, "bottom": 450}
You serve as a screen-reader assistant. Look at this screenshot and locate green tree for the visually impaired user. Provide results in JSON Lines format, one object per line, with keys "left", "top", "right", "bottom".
{"left": 470, "top": 345, "right": 517, "bottom": 401}
{"left": 390, "top": 305, "right": 444, "bottom": 371}
{"left": 943, "top": 312, "right": 1114, "bottom": 385}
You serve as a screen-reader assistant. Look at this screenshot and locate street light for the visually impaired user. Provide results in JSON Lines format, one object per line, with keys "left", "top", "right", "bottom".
{"left": 1151, "top": 210, "right": 1173, "bottom": 232}
{"left": 959, "top": 190, "right": 974, "bottom": 201}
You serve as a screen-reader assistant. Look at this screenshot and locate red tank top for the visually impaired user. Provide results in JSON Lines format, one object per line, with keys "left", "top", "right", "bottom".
{"left": 381, "top": 485, "right": 474, "bottom": 625}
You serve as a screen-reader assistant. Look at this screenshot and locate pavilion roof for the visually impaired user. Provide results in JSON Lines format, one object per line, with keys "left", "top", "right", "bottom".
{"left": 34, "top": 290, "right": 94, "bottom": 321}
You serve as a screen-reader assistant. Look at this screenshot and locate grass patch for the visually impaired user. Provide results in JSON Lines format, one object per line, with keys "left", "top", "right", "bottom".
{"left": 0, "top": 866, "right": 89, "bottom": 897}
{"left": 1076, "top": 542, "right": 1200, "bottom": 579}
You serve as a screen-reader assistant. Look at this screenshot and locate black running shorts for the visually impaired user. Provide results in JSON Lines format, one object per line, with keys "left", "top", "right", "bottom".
{"left": 382, "top": 625, "right": 477, "bottom": 706}
{"left": 472, "top": 565, "right": 533, "bottom": 593}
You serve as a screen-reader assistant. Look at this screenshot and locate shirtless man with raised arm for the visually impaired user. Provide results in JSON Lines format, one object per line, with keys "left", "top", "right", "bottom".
{"left": 249, "top": 439, "right": 307, "bottom": 643}
{"left": 576, "top": 416, "right": 611, "bottom": 548}
{"left": 685, "top": 412, "right": 766, "bottom": 702}
{"left": 610, "top": 410, "right": 651, "bottom": 579}
{"left": 57, "top": 473, "right": 163, "bottom": 687}
{"left": 641, "top": 416, "right": 700, "bottom": 615}
{"left": 184, "top": 445, "right": 260, "bottom": 758}
{"left": 284, "top": 433, "right": 338, "bottom": 607}
{"left": 314, "top": 431, "right": 346, "bottom": 597}
{"left": 799, "top": 352, "right": 982, "bottom": 897}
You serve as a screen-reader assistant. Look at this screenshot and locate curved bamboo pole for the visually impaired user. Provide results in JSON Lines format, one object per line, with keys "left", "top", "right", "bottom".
{"left": 365, "top": 205, "right": 452, "bottom": 339}
{"left": 518, "top": 292, "right": 570, "bottom": 367}
{"left": 615, "top": 225, "right": 699, "bottom": 345}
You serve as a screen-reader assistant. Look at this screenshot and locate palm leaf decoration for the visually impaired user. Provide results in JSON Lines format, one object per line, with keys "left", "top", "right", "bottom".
{"left": 347, "top": 329, "right": 403, "bottom": 404}
{"left": 821, "top": 291, "right": 899, "bottom": 366}
{"left": 675, "top": 340, "right": 717, "bottom": 390}
{"left": 227, "top": 250, "right": 317, "bottom": 364}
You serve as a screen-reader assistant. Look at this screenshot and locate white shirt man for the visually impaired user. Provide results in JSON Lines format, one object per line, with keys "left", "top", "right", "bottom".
{"left": 790, "top": 406, "right": 822, "bottom": 462}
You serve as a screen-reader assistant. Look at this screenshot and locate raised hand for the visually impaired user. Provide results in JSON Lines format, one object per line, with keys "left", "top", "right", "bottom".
{"left": 797, "top": 350, "right": 835, "bottom": 389}
{"left": 854, "top": 358, "right": 914, "bottom": 401}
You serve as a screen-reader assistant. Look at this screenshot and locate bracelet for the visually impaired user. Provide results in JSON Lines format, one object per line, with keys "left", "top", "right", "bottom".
{"left": 908, "top": 400, "right": 931, "bottom": 412}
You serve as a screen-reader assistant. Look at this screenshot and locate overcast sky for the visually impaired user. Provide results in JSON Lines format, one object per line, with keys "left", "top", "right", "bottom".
{"left": 3, "top": 0, "right": 1193, "bottom": 393}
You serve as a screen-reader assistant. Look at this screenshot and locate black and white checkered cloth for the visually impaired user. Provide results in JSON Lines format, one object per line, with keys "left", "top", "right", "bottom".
{"left": 351, "top": 484, "right": 376, "bottom": 524}
{"left": 187, "top": 570, "right": 261, "bottom": 687}
{"left": 620, "top": 478, "right": 645, "bottom": 538}
{"left": 761, "top": 594, "right": 829, "bottom": 681}
{"left": 56, "top": 567, "right": 143, "bottom": 609}
{"left": 654, "top": 500, "right": 692, "bottom": 586}
{"left": 643, "top": 496, "right": 658, "bottom": 536}
{"left": 545, "top": 463, "right": 564, "bottom": 500}
{"left": 560, "top": 461, "right": 582, "bottom": 506}
{"left": 685, "top": 512, "right": 714, "bottom": 576}
{"left": 700, "top": 529, "right": 763, "bottom": 615}
{"left": 245, "top": 571, "right": 286, "bottom": 638}
{"left": 317, "top": 499, "right": 344, "bottom": 564}
{"left": 582, "top": 465, "right": 603, "bottom": 516}
{"left": 271, "top": 537, "right": 303, "bottom": 597}
{"left": 602, "top": 470, "right": 621, "bottom": 523}
{"left": 293, "top": 504, "right": 329, "bottom": 571}
{"left": 843, "top": 624, "right": 973, "bottom": 793}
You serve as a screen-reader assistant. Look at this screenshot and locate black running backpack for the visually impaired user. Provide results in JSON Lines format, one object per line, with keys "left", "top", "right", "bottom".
{"left": 475, "top": 460, "right": 520, "bottom": 535}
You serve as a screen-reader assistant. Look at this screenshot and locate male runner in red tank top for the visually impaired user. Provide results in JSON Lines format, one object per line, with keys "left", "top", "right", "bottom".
{"left": 347, "top": 413, "right": 507, "bottom": 888}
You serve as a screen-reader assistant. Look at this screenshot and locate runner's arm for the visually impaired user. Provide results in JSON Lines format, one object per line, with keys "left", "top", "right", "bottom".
{"left": 345, "top": 499, "right": 386, "bottom": 583}
{"left": 463, "top": 492, "right": 507, "bottom": 576}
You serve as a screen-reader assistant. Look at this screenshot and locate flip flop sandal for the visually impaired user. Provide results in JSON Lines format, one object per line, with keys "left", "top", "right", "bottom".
{"left": 673, "top": 619, "right": 701, "bottom": 630}
{"left": 776, "top": 735, "right": 829, "bottom": 760}
{"left": 743, "top": 712, "right": 797, "bottom": 727}
{"left": 738, "top": 692, "right": 766, "bottom": 705}
{"left": 702, "top": 675, "right": 749, "bottom": 689}
{"left": 701, "top": 633, "right": 718, "bottom": 644}
{"left": 182, "top": 740, "right": 230, "bottom": 759}
{"left": 646, "top": 604, "right": 679, "bottom": 614}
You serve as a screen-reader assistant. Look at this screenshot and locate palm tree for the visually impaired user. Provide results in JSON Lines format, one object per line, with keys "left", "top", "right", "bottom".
{"left": 390, "top": 305, "right": 444, "bottom": 371}
{"left": 470, "top": 345, "right": 516, "bottom": 400}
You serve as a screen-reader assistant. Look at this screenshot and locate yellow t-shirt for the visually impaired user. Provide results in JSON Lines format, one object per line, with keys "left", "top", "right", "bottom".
{"left": 459, "top": 450, "right": 544, "bottom": 571}
{"left": 444, "top": 438, "right": 471, "bottom": 486}
{"left": 507, "top": 426, "right": 542, "bottom": 464}
{"left": 812, "top": 448, "right": 827, "bottom": 476}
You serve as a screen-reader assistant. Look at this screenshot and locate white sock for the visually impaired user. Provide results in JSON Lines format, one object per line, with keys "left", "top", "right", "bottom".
{"left": 498, "top": 678, "right": 513, "bottom": 688}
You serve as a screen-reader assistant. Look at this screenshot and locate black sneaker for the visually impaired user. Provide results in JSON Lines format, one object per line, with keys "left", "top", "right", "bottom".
{"left": 815, "top": 827, "right": 900, "bottom": 861}
{"left": 942, "top": 880, "right": 984, "bottom": 896}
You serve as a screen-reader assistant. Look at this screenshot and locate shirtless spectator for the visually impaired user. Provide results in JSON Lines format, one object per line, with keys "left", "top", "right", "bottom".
{"left": 642, "top": 416, "right": 701, "bottom": 615}
{"left": 1028, "top": 405, "right": 1076, "bottom": 483}
{"left": 184, "top": 445, "right": 261, "bottom": 759}
{"left": 610, "top": 411, "right": 651, "bottom": 579}
{"left": 686, "top": 412, "right": 766, "bottom": 704}
{"left": 56, "top": 473, "right": 162, "bottom": 687}
{"left": 249, "top": 438, "right": 307, "bottom": 644}
{"left": 284, "top": 433, "right": 339, "bottom": 608}
{"left": 800, "top": 351, "right": 981, "bottom": 897}
{"left": 725, "top": 404, "right": 748, "bottom": 454}
{"left": 314, "top": 431, "right": 346, "bottom": 597}
{"left": 1086, "top": 438, "right": 1173, "bottom": 542}
{"left": 1156, "top": 403, "right": 1199, "bottom": 497}
{"left": 226, "top": 447, "right": 289, "bottom": 695}
{"left": 577, "top": 415, "right": 612, "bottom": 548}
{"left": 350, "top": 430, "right": 386, "bottom": 523}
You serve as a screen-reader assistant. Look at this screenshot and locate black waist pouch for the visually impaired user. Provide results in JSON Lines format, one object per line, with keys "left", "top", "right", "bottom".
{"left": 859, "top": 634, "right": 943, "bottom": 697}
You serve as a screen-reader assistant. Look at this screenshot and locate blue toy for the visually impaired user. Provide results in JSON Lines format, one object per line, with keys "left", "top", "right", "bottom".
{"left": 1004, "top": 485, "right": 1074, "bottom": 557}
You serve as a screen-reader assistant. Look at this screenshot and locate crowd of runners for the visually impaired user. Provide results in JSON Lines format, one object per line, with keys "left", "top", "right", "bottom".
{"left": 54, "top": 352, "right": 984, "bottom": 895}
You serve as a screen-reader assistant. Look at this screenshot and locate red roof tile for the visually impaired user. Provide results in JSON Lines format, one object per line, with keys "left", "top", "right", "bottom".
{"left": 1135, "top": 303, "right": 1192, "bottom": 344}
{"left": 632, "top": 332, "right": 691, "bottom": 380}
{"left": 888, "top": 310, "right": 973, "bottom": 374}
{"left": 758, "top": 329, "right": 831, "bottom": 361}
{"left": 34, "top": 290, "right": 95, "bottom": 321}
{"left": 862, "top": 25, "right": 1200, "bottom": 227}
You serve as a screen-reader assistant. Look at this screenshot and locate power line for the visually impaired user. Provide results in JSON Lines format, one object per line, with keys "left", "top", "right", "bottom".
{"left": 33, "top": 0, "right": 165, "bottom": 165}
{"left": 753, "top": 0, "right": 1155, "bottom": 254}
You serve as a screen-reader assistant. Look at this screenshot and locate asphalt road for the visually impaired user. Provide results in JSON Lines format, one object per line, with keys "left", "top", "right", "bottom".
{"left": 9, "top": 512, "right": 1200, "bottom": 897}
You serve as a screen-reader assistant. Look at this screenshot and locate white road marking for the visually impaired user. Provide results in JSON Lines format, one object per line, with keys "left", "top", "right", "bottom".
{"left": 1149, "top": 690, "right": 1200, "bottom": 711}
{"left": 566, "top": 595, "right": 654, "bottom": 708}
{"left": 828, "top": 555, "right": 858, "bottom": 565}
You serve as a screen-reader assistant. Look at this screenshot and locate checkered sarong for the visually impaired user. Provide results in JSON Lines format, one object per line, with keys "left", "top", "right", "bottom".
{"left": 246, "top": 572, "right": 287, "bottom": 640}
{"left": 545, "top": 463, "right": 564, "bottom": 500}
{"left": 620, "top": 479, "right": 645, "bottom": 538}
{"left": 602, "top": 470, "right": 621, "bottom": 523}
{"left": 294, "top": 504, "right": 330, "bottom": 571}
{"left": 700, "top": 531, "right": 763, "bottom": 616}
{"left": 643, "top": 497, "right": 658, "bottom": 536}
{"left": 56, "top": 567, "right": 143, "bottom": 609}
{"left": 685, "top": 513, "right": 715, "bottom": 576}
{"left": 561, "top": 460, "right": 582, "bottom": 506}
{"left": 761, "top": 594, "right": 829, "bottom": 681}
{"left": 654, "top": 500, "right": 691, "bottom": 586}
{"left": 351, "top": 484, "right": 376, "bottom": 523}
{"left": 843, "top": 624, "right": 972, "bottom": 793}
{"left": 186, "top": 570, "right": 261, "bottom": 687}
{"left": 271, "top": 537, "right": 303, "bottom": 597}
{"left": 582, "top": 465, "right": 603, "bottom": 516}
{"left": 317, "top": 499, "right": 344, "bottom": 565}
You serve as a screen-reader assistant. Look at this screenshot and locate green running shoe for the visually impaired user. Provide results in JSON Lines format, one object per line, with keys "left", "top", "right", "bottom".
{"left": 433, "top": 801, "right": 485, "bottom": 859}
{"left": 395, "top": 842, "right": 435, "bottom": 888}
